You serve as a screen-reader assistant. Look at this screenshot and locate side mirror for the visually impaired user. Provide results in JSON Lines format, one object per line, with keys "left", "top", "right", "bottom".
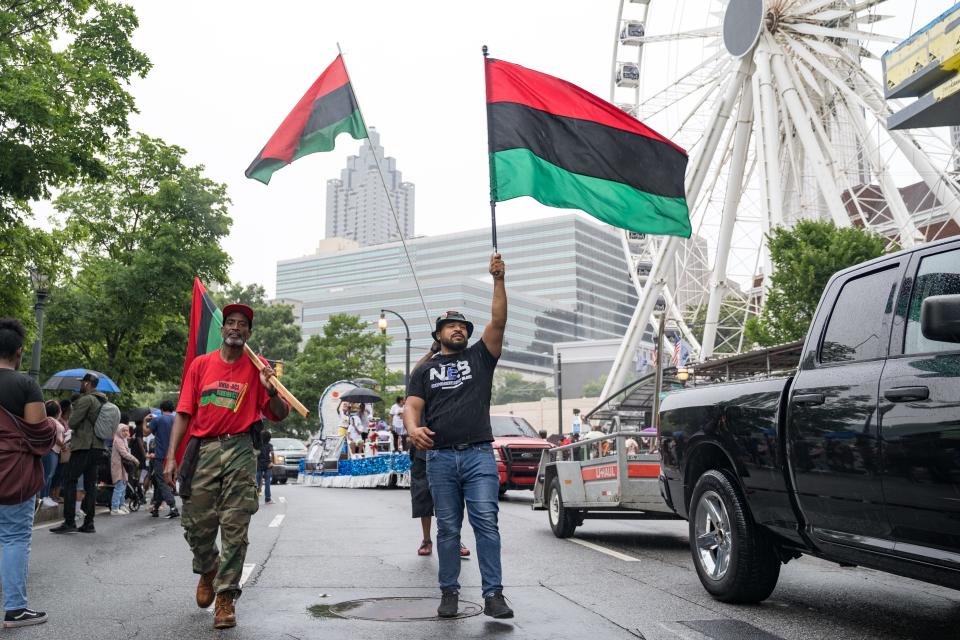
{"left": 921, "top": 295, "right": 960, "bottom": 343}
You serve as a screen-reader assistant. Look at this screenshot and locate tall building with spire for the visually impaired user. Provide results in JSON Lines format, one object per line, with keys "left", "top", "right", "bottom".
{"left": 325, "top": 127, "right": 415, "bottom": 246}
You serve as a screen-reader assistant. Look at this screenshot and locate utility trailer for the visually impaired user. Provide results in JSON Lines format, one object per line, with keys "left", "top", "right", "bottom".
{"left": 532, "top": 430, "right": 680, "bottom": 537}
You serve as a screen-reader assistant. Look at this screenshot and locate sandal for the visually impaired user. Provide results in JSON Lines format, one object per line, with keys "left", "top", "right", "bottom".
{"left": 418, "top": 540, "right": 433, "bottom": 556}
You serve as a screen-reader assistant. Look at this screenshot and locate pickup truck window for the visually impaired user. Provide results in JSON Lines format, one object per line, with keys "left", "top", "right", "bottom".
{"left": 820, "top": 266, "right": 899, "bottom": 364}
{"left": 905, "top": 248, "right": 960, "bottom": 355}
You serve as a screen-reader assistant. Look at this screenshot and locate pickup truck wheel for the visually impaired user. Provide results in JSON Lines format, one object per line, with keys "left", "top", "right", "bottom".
{"left": 689, "top": 469, "right": 780, "bottom": 603}
{"left": 498, "top": 485, "right": 508, "bottom": 499}
{"left": 547, "top": 477, "right": 578, "bottom": 538}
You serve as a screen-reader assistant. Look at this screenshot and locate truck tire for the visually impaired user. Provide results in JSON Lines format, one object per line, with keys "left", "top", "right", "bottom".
{"left": 498, "top": 484, "right": 508, "bottom": 499}
{"left": 689, "top": 469, "right": 780, "bottom": 603}
{"left": 548, "top": 477, "right": 579, "bottom": 538}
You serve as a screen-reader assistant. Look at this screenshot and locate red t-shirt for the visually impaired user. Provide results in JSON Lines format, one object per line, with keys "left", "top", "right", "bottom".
{"left": 177, "top": 351, "right": 287, "bottom": 438}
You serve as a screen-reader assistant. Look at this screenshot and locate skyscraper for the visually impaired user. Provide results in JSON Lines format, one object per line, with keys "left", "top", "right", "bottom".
{"left": 325, "top": 127, "right": 414, "bottom": 246}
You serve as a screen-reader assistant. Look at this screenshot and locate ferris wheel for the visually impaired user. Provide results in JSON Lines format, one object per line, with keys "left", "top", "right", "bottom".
{"left": 602, "top": 0, "right": 960, "bottom": 399}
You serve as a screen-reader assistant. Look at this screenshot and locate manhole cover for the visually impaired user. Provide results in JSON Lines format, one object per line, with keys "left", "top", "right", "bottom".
{"left": 308, "top": 597, "right": 482, "bottom": 622}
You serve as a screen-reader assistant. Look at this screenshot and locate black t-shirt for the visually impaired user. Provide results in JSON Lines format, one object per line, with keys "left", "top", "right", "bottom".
{"left": 406, "top": 339, "right": 498, "bottom": 449}
{"left": 0, "top": 369, "right": 44, "bottom": 418}
{"left": 258, "top": 442, "right": 274, "bottom": 471}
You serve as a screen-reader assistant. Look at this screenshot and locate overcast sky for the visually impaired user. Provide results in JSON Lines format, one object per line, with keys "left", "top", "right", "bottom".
{"left": 36, "top": 0, "right": 950, "bottom": 296}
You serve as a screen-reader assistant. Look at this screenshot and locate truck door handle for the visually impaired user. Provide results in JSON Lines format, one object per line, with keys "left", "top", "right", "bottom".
{"left": 793, "top": 394, "right": 825, "bottom": 406}
{"left": 883, "top": 386, "right": 930, "bottom": 402}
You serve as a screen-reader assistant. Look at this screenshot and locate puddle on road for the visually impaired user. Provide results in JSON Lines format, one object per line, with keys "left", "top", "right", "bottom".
{"left": 308, "top": 597, "right": 482, "bottom": 622}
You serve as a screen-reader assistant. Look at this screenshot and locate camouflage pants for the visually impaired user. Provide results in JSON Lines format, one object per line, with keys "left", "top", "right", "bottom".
{"left": 181, "top": 433, "right": 259, "bottom": 595}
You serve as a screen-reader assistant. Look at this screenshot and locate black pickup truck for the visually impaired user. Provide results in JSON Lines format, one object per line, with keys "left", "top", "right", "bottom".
{"left": 659, "top": 237, "right": 960, "bottom": 603}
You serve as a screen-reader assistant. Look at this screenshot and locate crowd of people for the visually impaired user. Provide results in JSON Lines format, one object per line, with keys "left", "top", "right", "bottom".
{"left": 339, "top": 397, "right": 409, "bottom": 456}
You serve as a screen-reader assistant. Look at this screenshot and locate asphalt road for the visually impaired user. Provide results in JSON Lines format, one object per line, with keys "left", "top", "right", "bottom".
{"left": 17, "top": 483, "right": 960, "bottom": 639}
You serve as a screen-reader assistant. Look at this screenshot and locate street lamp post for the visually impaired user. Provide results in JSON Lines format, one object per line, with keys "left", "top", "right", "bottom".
{"left": 379, "top": 309, "right": 411, "bottom": 389}
{"left": 28, "top": 268, "right": 49, "bottom": 381}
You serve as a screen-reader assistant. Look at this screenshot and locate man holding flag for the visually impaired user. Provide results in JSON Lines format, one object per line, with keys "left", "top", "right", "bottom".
{"left": 163, "top": 303, "right": 289, "bottom": 630}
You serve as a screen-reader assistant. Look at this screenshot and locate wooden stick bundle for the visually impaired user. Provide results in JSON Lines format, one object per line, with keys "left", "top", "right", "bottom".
{"left": 243, "top": 343, "right": 310, "bottom": 417}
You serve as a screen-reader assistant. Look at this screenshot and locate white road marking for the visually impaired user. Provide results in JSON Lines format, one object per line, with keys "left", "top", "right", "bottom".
{"left": 268, "top": 514, "right": 285, "bottom": 528}
{"left": 568, "top": 538, "right": 640, "bottom": 562}
{"left": 207, "top": 563, "right": 256, "bottom": 611}
{"left": 279, "top": 497, "right": 286, "bottom": 504}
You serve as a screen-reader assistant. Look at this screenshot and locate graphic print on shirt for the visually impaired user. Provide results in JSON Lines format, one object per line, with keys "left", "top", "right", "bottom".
{"left": 428, "top": 360, "right": 473, "bottom": 390}
{"left": 199, "top": 380, "right": 249, "bottom": 412}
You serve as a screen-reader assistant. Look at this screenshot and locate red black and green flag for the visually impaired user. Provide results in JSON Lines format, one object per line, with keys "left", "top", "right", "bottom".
{"left": 485, "top": 57, "right": 691, "bottom": 237}
{"left": 246, "top": 55, "right": 367, "bottom": 185}
{"left": 182, "top": 278, "right": 223, "bottom": 383}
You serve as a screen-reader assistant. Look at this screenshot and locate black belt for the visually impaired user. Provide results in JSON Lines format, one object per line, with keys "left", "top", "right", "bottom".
{"left": 200, "top": 431, "right": 249, "bottom": 443}
{"left": 437, "top": 443, "right": 482, "bottom": 451}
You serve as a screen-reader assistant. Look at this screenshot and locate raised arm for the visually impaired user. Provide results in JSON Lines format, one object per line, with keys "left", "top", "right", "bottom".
{"left": 482, "top": 252, "right": 507, "bottom": 358}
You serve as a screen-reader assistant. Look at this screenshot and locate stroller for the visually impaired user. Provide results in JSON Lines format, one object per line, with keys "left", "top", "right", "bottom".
{"left": 124, "top": 462, "right": 146, "bottom": 512}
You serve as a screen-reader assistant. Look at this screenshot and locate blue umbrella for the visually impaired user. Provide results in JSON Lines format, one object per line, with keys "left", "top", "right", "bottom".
{"left": 41, "top": 368, "right": 121, "bottom": 393}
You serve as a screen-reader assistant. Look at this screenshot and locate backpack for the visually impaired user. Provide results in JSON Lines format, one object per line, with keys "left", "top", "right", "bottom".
{"left": 92, "top": 396, "right": 121, "bottom": 441}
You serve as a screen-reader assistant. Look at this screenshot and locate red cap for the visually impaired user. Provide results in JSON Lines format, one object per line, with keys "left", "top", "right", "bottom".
{"left": 222, "top": 303, "right": 254, "bottom": 327}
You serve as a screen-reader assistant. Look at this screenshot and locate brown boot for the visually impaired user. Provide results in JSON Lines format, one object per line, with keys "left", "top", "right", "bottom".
{"left": 195, "top": 569, "right": 217, "bottom": 608}
{"left": 213, "top": 592, "right": 237, "bottom": 629}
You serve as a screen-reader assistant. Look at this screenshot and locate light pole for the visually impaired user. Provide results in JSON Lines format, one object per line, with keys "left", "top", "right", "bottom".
{"left": 379, "top": 309, "right": 411, "bottom": 389}
{"left": 555, "top": 351, "right": 563, "bottom": 437}
{"left": 28, "top": 268, "right": 49, "bottom": 380}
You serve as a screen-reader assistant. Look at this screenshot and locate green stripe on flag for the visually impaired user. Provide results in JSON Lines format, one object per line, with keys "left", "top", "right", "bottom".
{"left": 206, "top": 308, "right": 223, "bottom": 354}
{"left": 293, "top": 110, "right": 366, "bottom": 161}
{"left": 493, "top": 148, "right": 690, "bottom": 238}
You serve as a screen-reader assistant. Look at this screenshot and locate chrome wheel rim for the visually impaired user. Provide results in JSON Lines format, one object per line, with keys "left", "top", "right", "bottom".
{"left": 694, "top": 490, "right": 732, "bottom": 581}
{"left": 549, "top": 489, "right": 561, "bottom": 526}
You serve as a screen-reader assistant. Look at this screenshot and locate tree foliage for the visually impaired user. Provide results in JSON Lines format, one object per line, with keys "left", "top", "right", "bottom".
{"left": 0, "top": 0, "right": 151, "bottom": 319}
{"left": 40, "top": 134, "right": 231, "bottom": 405}
{"left": 212, "top": 283, "right": 301, "bottom": 363}
{"left": 282, "top": 314, "right": 396, "bottom": 438}
{"left": 491, "top": 371, "right": 555, "bottom": 405}
{"left": 580, "top": 374, "right": 607, "bottom": 398}
{"left": 744, "top": 220, "right": 887, "bottom": 347}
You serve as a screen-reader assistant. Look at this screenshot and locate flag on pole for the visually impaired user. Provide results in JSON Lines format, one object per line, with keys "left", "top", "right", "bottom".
{"left": 671, "top": 338, "right": 691, "bottom": 367}
{"left": 182, "top": 278, "right": 223, "bottom": 385}
{"left": 245, "top": 55, "right": 367, "bottom": 185}
{"left": 484, "top": 57, "right": 691, "bottom": 237}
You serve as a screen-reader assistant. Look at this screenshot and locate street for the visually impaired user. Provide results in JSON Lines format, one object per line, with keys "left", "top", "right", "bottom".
{"left": 19, "top": 483, "right": 960, "bottom": 639}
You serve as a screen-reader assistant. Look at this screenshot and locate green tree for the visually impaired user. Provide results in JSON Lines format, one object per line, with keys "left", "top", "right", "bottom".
{"left": 40, "top": 134, "right": 231, "bottom": 406}
{"left": 744, "top": 220, "right": 887, "bottom": 347}
{"left": 213, "top": 283, "right": 301, "bottom": 363}
{"left": 0, "top": 0, "right": 151, "bottom": 317}
{"left": 491, "top": 371, "right": 555, "bottom": 404}
{"left": 282, "top": 314, "right": 396, "bottom": 438}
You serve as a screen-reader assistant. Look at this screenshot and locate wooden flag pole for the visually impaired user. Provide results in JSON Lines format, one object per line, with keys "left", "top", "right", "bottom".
{"left": 243, "top": 343, "right": 309, "bottom": 417}
{"left": 483, "top": 45, "right": 499, "bottom": 252}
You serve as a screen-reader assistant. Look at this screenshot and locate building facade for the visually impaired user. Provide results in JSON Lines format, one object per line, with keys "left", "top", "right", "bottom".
{"left": 324, "top": 128, "right": 414, "bottom": 246}
{"left": 277, "top": 214, "right": 640, "bottom": 375}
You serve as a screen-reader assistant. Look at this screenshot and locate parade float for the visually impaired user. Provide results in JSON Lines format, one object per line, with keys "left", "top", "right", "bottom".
{"left": 303, "top": 380, "right": 411, "bottom": 488}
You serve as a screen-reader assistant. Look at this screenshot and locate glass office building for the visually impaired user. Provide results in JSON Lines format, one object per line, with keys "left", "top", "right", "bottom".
{"left": 276, "top": 214, "right": 638, "bottom": 375}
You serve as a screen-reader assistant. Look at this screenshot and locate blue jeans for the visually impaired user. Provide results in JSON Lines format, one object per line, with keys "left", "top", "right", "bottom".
{"left": 0, "top": 498, "right": 35, "bottom": 611}
{"left": 111, "top": 479, "right": 127, "bottom": 510}
{"left": 426, "top": 443, "right": 503, "bottom": 597}
{"left": 40, "top": 452, "right": 58, "bottom": 499}
{"left": 257, "top": 467, "right": 272, "bottom": 502}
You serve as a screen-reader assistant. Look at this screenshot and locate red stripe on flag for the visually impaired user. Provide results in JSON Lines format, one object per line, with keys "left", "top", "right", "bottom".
{"left": 627, "top": 463, "right": 660, "bottom": 479}
{"left": 485, "top": 58, "right": 686, "bottom": 155}
{"left": 259, "top": 55, "right": 351, "bottom": 163}
{"left": 582, "top": 465, "right": 618, "bottom": 481}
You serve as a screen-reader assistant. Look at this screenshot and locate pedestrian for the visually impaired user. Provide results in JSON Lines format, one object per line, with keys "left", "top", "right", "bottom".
{"left": 147, "top": 401, "right": 179, "bottom": 518}
{"left": 404, "top": 253, "right": 513, "bottom": 619}
{"left": 164, "top": 303, "right": 289, "bottom": 630}
{"left": 0, "top": 318, "right": 56, "bottom": 627}
{"left": 389, "top": 396, "right": 406, "bottom": 452}
{"left": 39, "top": 400, "right": 65, "bottom": 508}
{"left": 110, "top": 424, "right": 138, "bottom": 515}
{"left": 52, "top": 372, "right": 113, "bottom": 534}
{"left": 142, "top": 415, "right": 155, "bottom": 496}
{"left": 257, "top": 430, "right": 274, "bottom": 504}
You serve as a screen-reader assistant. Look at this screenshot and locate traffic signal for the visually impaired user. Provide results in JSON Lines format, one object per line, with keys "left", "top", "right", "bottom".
{"left": 275, "top": 361, "right": 283, "bottom": 377}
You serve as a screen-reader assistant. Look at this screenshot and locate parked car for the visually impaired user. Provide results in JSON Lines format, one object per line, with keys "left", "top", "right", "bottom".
{"left": 490, "top": 415, "right": 553, "bottom": 497}
{"left": 659, "top": 237, "right": 960, "bottom": 603}
{"left": 270, "top": 437, "right": 307, "bottom": 484}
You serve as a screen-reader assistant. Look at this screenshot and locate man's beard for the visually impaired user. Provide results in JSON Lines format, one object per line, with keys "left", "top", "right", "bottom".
{"left": 224, "top": 334, "right": 246, "bottom": 348}
{"left": 440, "top": 336, "right": 467, "bottom": 352}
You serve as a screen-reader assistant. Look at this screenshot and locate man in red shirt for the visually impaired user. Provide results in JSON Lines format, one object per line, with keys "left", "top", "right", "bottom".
{"left": 163, "top": 303, "right": 289, "bottom": 630}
